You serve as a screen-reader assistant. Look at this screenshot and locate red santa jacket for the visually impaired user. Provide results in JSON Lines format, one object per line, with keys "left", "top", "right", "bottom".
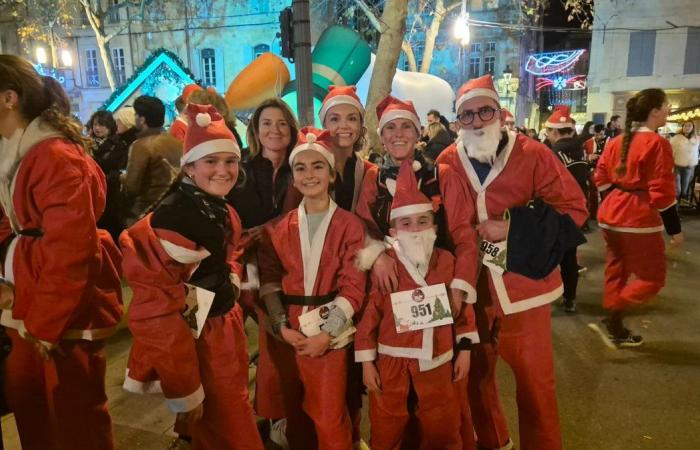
{"left": 355, "top": 160, "right": 479, "bottom": 303}
{"left": 258, "top": 200, "right": 366, "bottom": 335}
{"left": 355, "top": 245, "right": 479, "bottom": 371}
{"left": 169, "top": 116, "right": 188, "bottom": 142}
{"left": 437, "top": 132, "right": 588, "bottom": 315}
{"left": 120, "top": 207, "right": 243, "bottom": 412}
{"left": 594, "top": 129, "right": 676, "bottom": 233}
{"left": 0, "top": 120, "right": 122, "bottom": 344}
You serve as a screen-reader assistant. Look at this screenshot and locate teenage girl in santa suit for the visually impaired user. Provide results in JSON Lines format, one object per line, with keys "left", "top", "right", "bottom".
{"left": 120, "top": 103, "right": 264, "bottom": 449}
{"left": 594, "top": 88, "right": 683, "bottom": 347}
{"left": 0, "top": 55, "right": 123, "bottom": 450}
{"left": 258, "top": 128, "right": 367, "bottom": 450}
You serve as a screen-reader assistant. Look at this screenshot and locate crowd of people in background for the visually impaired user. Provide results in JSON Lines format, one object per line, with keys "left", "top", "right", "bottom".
{"left": 0, "top": 52, "right": 693, "bottom": 450}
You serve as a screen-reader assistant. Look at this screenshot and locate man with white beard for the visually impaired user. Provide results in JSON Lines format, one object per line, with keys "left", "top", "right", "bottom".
{"left": 437, "top": 75, "right": 588, "bottom": 450}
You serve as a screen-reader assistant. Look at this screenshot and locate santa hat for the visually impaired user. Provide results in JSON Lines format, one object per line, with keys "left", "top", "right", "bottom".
{"left": 390, "top": 160, "right": 433, "bottom": 221}
{"left": 318, "top": 85, "right": 365, "bottom": 125}
{"left": 455, "top": 75, "right": 500, "bottom": 113}
{"left": 376, "top": 95, "right": 421, "bottom": 135}
{"left": 181, "top": 103, "right": 240, "bottom": 167}
{"left": 288, "top": 126, "right": 335, "bottom": 167}
{"left": 182, "top": 84, "right": 203, "bottom": 102}
{"left": 502, "top": 108, "right": 514, "bottom": 121}
{"left": 545, "top": 105, "right": 574, "bottom": 129}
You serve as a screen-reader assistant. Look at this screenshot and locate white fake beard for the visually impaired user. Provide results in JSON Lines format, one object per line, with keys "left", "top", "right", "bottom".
{"left": 458, "top": 120, "right": 503, "bottom": 165}
{"left": 396, "top": 228, "right": 437, "bottom": 275}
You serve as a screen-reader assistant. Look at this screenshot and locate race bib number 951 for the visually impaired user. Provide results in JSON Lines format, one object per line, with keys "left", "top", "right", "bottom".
{"left": 390, "top": 283, "right": 453, "bottom": 333}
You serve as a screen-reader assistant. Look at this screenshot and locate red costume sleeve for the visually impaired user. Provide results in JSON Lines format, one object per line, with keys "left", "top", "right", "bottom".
{"left": 354, "top": 287, "right": 383, "bottom": 362}
{"left": 334, "top": 216, "right": 368, "bottom": 316}
{"left": 594, "top": 139, "right": 615, "bottom": 191}
{"left": 258, "top": 220, "right": 286, "bottom": 297}
{"left": 647, "top": 138, "right": 677, "bottom": 211}
{"left": 355, "top": 166, "right": 383, "bottom": 240}
{"left": 225, "top": 206, "right": 244, "bottom": 292}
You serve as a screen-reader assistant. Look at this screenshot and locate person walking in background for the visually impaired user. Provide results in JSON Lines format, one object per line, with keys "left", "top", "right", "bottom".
{"left": 0, "top": 54, "right": 123, "bottom": 450}
{"left": 86, "top": 110, "right": 117, "bottom": 154}
{"left": 421, "top": 121, "right": 454, "bottom": 162}
{"left": 594, "top": 88, "right": 683, "bottom": 347}
{"left": 670, "top": 121, "right": 698, "bottom": 202}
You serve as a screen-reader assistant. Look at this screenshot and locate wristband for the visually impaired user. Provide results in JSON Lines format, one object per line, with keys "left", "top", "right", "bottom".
{"left": 456, "top": 337, "right": 473, "bottom": 351}
{"left": 271, "top": 317, "right": 289, "bottom": 337}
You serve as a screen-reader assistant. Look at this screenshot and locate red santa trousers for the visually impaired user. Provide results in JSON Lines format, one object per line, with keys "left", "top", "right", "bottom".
{"left": 601, "top": 229, "right": 666, "bottom": 311}
{"left": 468, "top": 273, "right": 562, "bottom": 450}
{"left": 368, "top": 355, "right": 463, "bottom": 450}
{"left": 277, "top": 344, "right": 352, "bottom": 450}
{"left": 4, "top": 329, "right": 113, "bottom": 450}
{"left": 189, "top": 305, "right": 264, "bottom": 450}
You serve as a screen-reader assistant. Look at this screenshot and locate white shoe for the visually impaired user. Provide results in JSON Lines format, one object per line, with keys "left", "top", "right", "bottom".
{"left": 354, "top": 439, "right": 370, "bottom": 450}
{"left": 269, "top": 418, "right": 289, "bottom": 449}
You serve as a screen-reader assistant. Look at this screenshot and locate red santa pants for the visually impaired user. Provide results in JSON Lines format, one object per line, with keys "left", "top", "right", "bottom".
{"left": 469, "top": 275, "right": 561, "bottom": 450}
{"left": 277, "top": 344, "right": 352, "bottom": 450}
{"left": 4, "top": 329, "right": 114, "bottom": 450}
{"left": 369, "top": 355, "right": 463, "bottom": 450}
{"left": 189, "top": 305, "right": 264, "bottom": 450}
{"left": 602, "top": 230, "right": 666, "bottom": 311}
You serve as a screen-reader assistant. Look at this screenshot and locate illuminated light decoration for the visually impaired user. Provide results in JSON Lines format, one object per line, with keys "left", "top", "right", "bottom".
{"left": 668, "top": 107, "right": 700, "bottom": 123}
{"left": 525, "top": 50, "right": 586, "bottom": 76}
{"left": 553, "top": 76, "right": 567, "bottom": 90}
{"left": 535, "top": 75, "right": 586, "bottom": 92}
{"left": 102, "top": 48, "right": 196, "bottom": 125}
{"left": 34, "top": 63, "right": 65, "bottom": 85}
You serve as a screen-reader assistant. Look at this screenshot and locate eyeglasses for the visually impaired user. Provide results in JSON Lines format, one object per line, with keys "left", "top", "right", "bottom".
{"left": 457, "top": 106, "right": 499, "bottom": 126}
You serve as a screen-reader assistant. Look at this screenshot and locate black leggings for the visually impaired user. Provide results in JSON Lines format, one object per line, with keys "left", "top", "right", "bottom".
{"left": 560, "top": 247, "right": 579, "bottom": 301}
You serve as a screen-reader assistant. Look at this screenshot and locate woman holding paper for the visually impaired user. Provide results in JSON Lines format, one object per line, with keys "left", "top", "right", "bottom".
{"left": 120, "top": 103, "right": 264, "bottom": 449}
{"left": 258, "top": 127, "right": 367, "bottom": 450}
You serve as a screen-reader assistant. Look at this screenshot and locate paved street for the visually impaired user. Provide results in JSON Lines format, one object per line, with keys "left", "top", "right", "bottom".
{"left": 2, "top": 215, "right": 699, "bottom": 450}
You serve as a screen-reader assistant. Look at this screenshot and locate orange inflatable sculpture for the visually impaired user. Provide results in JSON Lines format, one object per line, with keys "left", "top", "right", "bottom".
{"left": 225, "top": 53, "right": 290, "bottom": 111}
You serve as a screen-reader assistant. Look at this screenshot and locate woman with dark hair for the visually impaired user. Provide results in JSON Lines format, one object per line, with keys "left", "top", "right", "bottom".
{"left": 86, "top": 110, "right": 118, "bottom": 154}
{"left": 594, "top": 88, "right": 683, "bottom": 347}
{"left": 0, "top": 54, "right": 122, "bottom": 449}
{"left": 670, "top": 121, "right": 698, "bottom": 201}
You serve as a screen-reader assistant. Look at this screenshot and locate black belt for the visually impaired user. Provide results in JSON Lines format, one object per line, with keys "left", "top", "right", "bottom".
{"left": 281, "top": 291, "right": 338, "bottom": 306}
{"left": 612, "top": 185, "right": 645, "bottom": 193}
{"left": 18, "top": 228, "right": 44, "bottom": 238}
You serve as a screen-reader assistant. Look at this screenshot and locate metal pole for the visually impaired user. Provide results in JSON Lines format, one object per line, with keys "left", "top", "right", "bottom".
{"left": 292, "top": 0, "right": 314, "bottom": 126}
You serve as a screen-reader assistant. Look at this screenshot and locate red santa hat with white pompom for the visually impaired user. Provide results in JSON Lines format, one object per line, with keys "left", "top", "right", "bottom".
{"left": 318, "top": 85, "right": 365, "bottom": 125}
{"left": 390, "top": 159, "right": 433, "bottom": 220}
{"left": 455, "top": 74, "right": 500, "bottom": 113}
{"left": 376, "top": 95, "right": 422, "bottom": 135}
{"left": 288, "top": 126, "right": 336, "bottom": 167}
{"left": 181, "top": 103, "right": 240, "bottom": 167}
{"left": 545, "top": 105, "right": 574, "bottom": 129}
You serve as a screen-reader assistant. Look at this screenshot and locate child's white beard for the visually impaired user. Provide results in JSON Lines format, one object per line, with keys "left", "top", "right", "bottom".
{"left": 458, "top": 121, "right": 503, "bottom": 165}
{"left": 396, "top": 228, "right": 437, "bottom": 275}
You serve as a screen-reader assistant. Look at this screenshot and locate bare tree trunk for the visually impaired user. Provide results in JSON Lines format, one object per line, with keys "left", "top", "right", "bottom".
{"left": 419, "top": 0, "right": 461, "bottom": 73}
{"left": 365, "top": 0, "right": 409, "bottom": 153}
{"left": 402, "top": 41, "right": 417, "bottom": 72}
{"left": 95, "top": 33, "right": 117, "bottom": 91}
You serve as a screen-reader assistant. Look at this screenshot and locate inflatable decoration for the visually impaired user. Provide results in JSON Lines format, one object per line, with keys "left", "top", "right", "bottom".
{"left": 225, "top": 53, "right": 290, "bottom": 111}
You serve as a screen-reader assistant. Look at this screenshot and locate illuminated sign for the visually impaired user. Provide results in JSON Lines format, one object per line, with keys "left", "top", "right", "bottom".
{"left": 536, "top": 75, "right": 587, "bottom": 92}
{"left": 525, "top": 50, "right": 586, "bottom": 76}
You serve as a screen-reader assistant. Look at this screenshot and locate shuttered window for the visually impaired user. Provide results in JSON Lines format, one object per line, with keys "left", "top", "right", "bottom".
{"left": 627, "top": 31, "right": 656, "bottom": 77}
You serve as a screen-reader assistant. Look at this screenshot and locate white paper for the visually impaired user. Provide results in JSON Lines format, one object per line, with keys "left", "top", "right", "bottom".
{"left": 183, "top": 284, "right": 215, "bottom": 339}
{"left": 298, "top": 304, "right": 356, "bottom": 348}
{"left": 390, "top": 283, "right": 453, "bottom": 333}
{"left": 480, "top": 239, "right": 507, "bottom": 275}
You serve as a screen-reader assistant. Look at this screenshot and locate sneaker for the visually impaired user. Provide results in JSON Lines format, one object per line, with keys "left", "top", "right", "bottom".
{"left": 562, "top": 298, "right": 577, "bottom": 313}
{"left": 269, "top": 418, "right": 289, "bottom": 449}
{"left": 577, "top": 265, "right": 588, "bottom": 274}
{"left": 610, "top": 329, "right": 644, "bottom": 347}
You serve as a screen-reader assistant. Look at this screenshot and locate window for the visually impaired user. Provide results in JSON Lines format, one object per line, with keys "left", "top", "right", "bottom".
{"left": 627, "top": 30, "right": 656, "bottom": 76}
{"left": 85, "top": 49, "right": 100, "bottom": 87}
{"left": 484, "top": 56, "right": 495, "bottom": 74}
{"left": 470, "top": 43, "right": 481, "bottom": 54}
{"left": 112, "top": 47, "right": 126, "bottom": 86}
{"left": 684, "top": 27, "right": 700, "bottom": 74}
{"left": 253, "top": 43, "right": 270, "bottom": 59}
{"left": 201, "top": 48, "right": 217, "bottom": 87}
{"left": 469, "top": 56, "right": 480, "bottom": 78}
{"left": 486, "top": 41, "right": 496, "bottom": 52}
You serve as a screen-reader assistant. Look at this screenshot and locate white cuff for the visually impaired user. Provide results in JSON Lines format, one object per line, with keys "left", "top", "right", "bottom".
{"left": 355, "top": 348, "right": 377, "bottom": 362}
{"left": 230, "top": 273, "right": 241, "bottom": 290}
{"left": 259, "top": 282, "right": 282, "bottom": 298}
{"left": 166, "top": 384, "right": 205, "bottom": 413}
{"left": 450, "top": 279, "right": 477, "bottom": 304}
{"left": 356, "top": 238, "right": 387, "bottom": 272}
{"left": 333, "top": 296, "right": 355, "bottom": 320}
{"left": 159, "top": 239, "right": 211, "bottom": 264}
{"left": 658, "top": 200, "right": 677, "bottom": 212}
{"left": 456, "top": 331, "right": 480, "bottom": 345}
{"left": 122, "top": 369, "right": 163, "bottom": 394}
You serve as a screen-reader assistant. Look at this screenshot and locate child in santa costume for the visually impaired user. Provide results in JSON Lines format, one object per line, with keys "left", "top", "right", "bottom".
{"left": 120, "top": 103, "right": 264, "bottom": 450}
{"left": 355, "top": 160, "right": 478, "bottom": 450}
{"left": 258, "top": 127, "right": 367, "bottom": 450}
{"left": 594, "top": 88, "right": 683, "bottom": 347}
{"left": 0, "top": 55, "right": 123, "bottom": 450}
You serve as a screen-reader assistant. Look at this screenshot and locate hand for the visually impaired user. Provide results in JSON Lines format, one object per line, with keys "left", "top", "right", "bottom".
{"left": 453, "top": 350, "right": 471, "bottom": 382}
{"left": 296, "top": 331, "right": 332, "bottom": 357}
{"left": 670, "top": 232, "right": 684, "bottom": 248}
{"left": 362, "top": 361, "right": 382, "bottom": 393}
{"left": 476, "top": 220, "right": 508, "bottom": 242}
{"left": 0, "top": 283, "right": 14, "bottom": 309}
{"left": 244, "top": 226, "right": 265, "bottom": 243}
{"left": 176, "top": 402, "right": 204, "bottom": 423}
{"left": 449, "top": 288, "right": 465, "bottom": 319}
{"left": 371, "top": 252, "right": 399, "bottom": 294}
{"left": 280, "top": 326, "right": 306, "bottom": 348}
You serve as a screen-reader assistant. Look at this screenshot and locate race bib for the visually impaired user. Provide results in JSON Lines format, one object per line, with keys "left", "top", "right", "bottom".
{"left": 480, "top": 240, "right": 507, "bottom": 275}
{"left": 298, "top": 304, "right": 356, "bottom": 348}
{"left": 390, "top": 283, "right": 453, "bottom": 333}
{"left": 183, "top": 284, "right": 215, "bottom": 339}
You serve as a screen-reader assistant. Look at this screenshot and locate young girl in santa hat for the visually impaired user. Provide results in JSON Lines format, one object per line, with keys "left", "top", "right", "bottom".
{"left": 258, "top": 127, "right": 367, "bottom": 450}
{"left": 120, "top": 103, "right": 264, "bottom": 450}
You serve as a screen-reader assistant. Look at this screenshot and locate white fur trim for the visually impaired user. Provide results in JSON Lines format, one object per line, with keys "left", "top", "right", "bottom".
{"left": 356, "top": 237, "right": 388, "bottom": 271}
{"left": 0, "top": 310, "right": 116, "bottom": 341}
{"left": 241, "top": 261, "right": 260, "bottom": 291}
{"left": 332, "top": 296, "right": 355, "bottom": 320}
{"left": 195, "top": 113, "right": 211, "bottom": 127}
{"left": 378, "top": 110, "right": 421, "bottom": 134}
{"left": 450, "top": 278, "right": 477, "bottom": 304}
{"left": 355, "top": 349, "right": 377, "bottom": 362}
{"left": 597, "top": 183, "right": 612, "bottom": 192}
{"left": 495, "top": 276, "right": 563, "bottom": 315}
{"left": 319, "top": 95, "right": 365, "bottom": 124}
{"left": 229, "top": 273, "right": 241, "bottom": 294}
{"left": 658, "top": 200, "right": 677, "bottom": 212}
{"left": 166, "top": 385, "right": 205, "bottom": 413}
{"left": 419, "top": 349, "right": 453, "bottom": 372}
{"left": 455, "top": 88, "right": 500, "bottom": 112}
{"left": 181, "top": 138, "right": 240, "bottom": 167}
{"left": 3, "top": 237, "right": 17, "bottom": 284}
{"left": 545, "top": 120, "right": 574, "bottom": 129}
{"left": 456, "top": 331, "right": 480, "bottom": 345}
{"left": 390, "top": 203, "right": 433, "bottom": 221}
{"left": 259, "top": 282, "right": 282, "bottom": 298}
{"left": 159, "top": 239, "right": 211, "bottom": 264}
{"left": 597, "top": 223, "right": 664, "bottom": 233}
{"left": 298, "top": 199, "right": 338, "bottom": 295}
{"left": 123, "top": 369, "right": 163, "bottom": 394}
{"left": 288, "top": 143, "right": 335, "bottom": 167}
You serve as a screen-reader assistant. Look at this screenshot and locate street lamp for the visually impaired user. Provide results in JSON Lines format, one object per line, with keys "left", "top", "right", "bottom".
{"left": 502, "top": 65, "right": 514, "bottom": 110}
{"left": 60, "top": 49, "right": 73, "bottom": 67}
{"left": 453, "top": 0, "right": 470, "bottom": 82}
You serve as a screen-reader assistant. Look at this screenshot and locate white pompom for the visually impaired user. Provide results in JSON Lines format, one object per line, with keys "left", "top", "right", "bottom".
{"left": 306, "top": 132, "right": 316, "bottom": 143}
{"left": 559, "top": 117, "right": 566, "bottom": 123}
{"left": 412, "top": 160, "right": 421, "bottom": 171}
{"left": 196, "top": 113, "right": 212, "bottom": 127}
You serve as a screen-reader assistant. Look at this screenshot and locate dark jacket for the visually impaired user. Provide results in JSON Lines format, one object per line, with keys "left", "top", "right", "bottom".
{"left": 423, "top": 128, "right": 454, "bottom": 162}
{"left": 553, "top": 137, "right": 589, "bottom": 196}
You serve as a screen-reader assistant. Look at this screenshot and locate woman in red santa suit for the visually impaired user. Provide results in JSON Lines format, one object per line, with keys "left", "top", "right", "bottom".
{"left": 258, "top": 127, "right": 367, "bottom": 450}
{"left": 594, "top": 88, "right": 683, "bottom": 347}
{"left": 120, "top": 103, "right": 264, "bottom": 450}
{"left": 0, "top": 55, "right": 123, "bottom": 450}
